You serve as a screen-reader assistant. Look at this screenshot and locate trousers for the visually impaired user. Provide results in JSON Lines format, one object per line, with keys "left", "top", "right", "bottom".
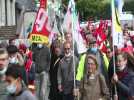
{"left": 36, "top": 71, "right": 50, "bottom": 100}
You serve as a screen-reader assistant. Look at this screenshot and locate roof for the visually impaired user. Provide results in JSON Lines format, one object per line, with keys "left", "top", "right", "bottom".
{"left": 0, "top": 26, "right": 17, "bottom": 40}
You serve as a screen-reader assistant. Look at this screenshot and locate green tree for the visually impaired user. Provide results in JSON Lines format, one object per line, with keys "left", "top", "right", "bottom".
{"left": 123, "top": 0, "right": 134, "bottom": 14}
{"left": 62, "top": 0, "right": 134, "bottom": 22}
{"left": 76, "top": 0, "right": 111, "bottom": 21}
{"left": 62, "top": 0, "right": 111, "bottom": 21}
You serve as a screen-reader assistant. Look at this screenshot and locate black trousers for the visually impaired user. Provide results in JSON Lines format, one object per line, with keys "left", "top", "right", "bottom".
{"left": 63, "top": 93, "right": 74, "bottom": 100}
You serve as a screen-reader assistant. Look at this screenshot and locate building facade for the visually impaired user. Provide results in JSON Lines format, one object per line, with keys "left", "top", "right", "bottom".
{"left": 0, "top": 0, "right": 36, "bottom": 40}
{"left": 0, "top": 0, "right": 16, "bottom": 26}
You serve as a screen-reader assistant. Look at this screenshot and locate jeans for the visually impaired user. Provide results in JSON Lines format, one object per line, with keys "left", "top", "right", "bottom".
{"left": 35, "top": 71, "right": 50, "bottom": 100}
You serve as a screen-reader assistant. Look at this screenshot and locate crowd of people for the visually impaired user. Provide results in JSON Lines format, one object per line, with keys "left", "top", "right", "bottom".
{"left": 0, "top": 23, "right": 134, "bottom": 100}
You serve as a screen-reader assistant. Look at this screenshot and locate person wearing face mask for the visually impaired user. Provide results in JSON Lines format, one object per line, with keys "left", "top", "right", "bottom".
{"left": 57, "top": 41, "right": 78, "bottom": 100}
{"left": 7, "top": 45, "right": 28, "bottom": 86}
{"left": 7, "top": 45, "right": 24, "bottom": 66}
{"left": 111, "top": 52, "right": 134, "bottom": 100}
{"left": 5, "top": 64, "right": 38, "bottom": 100}
{"left": 33, "top": 43, "right": 51, "bottom": 100}
{"left": 88, "top": 36, "right": 109, "bottom": 79}
{"left": 75, "top": 35, "right": 109, "bottom": 88}
{"left": 0, "top": 48, "right": 9, "bottom": 100}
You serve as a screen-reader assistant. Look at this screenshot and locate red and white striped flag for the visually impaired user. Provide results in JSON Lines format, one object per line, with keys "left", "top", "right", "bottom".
{"left": 94, "top": 20, "right": 107, "bottom": 53}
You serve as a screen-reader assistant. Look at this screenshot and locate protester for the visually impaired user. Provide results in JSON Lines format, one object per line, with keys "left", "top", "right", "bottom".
{"left": 64, "top": 32, "right": 79, "bottom": 57}
{"left": 33, "top": 43, "right": 51, "bottom": 100}
{"left": 7, "top": 45, "right": 28, "bottom": 86}
{"left": 18, "top": 43, "right": 27, "bottom": 58}
{"left": 106, "top": 47, "right": 113, "bottom": 61}
{"left": 76, "top": 35, "right": 109, "bottom": 86}
{"left": 5, "top": 64, "right": 38, "bottom": 100}
{"left": 24, "top": 50, "right": 36, "bottom": 94}
{"left": 0, "top": 1, "right": 134, "bottom": 100}
{"left": 49, "top": 40, "right": 63, "bottom": 100}
{"left": 7, "top": 45, "right": 24, "bottom": 66}
{"left": 108, "top": 48, "right": 134, "bottom": 80}
{"left": 74, "top": 54, "right": 109, "bottom": 100}
{"left": 0, "top": 48, "right": 9, "bottom": 100}
{"left": 58, "top": 41, "right": 78, "bottom": 100}
{"left": 111, "top": 52, "right": 134, "bottom": 100}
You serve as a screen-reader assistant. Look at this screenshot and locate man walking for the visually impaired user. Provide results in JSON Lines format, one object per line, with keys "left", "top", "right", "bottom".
{"left": 58, "top": 42, "right": 78, "bottom": 100}
{"left": 33, "top": 43, "right": 51, "bottom": 100}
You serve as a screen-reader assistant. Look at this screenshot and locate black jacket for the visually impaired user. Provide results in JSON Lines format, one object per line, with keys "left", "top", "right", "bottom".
{"left": 33, "top": 46, "right": 51, "bottom": 73}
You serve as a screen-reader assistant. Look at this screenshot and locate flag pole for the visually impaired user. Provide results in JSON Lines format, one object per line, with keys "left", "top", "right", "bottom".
{"left": 111, "top": 0, "right": 118, "bottom": 99}
{"left": 71, "top": 0, "right": 76, "bottom": 89}
{"left": 70, "top": 1, "right": 77, "bottom": 99}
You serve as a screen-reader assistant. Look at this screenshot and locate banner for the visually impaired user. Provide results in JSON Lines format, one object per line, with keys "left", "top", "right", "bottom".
{"left": 112, "top": 0, "right": 124, "bottom": 48}
{"left": 23, "top": 11, "right": 36, "bottom": 39}
{"left": 29, "top": 0, "right": 50, "bottom": 44}
{"left": 70, "top": 0, "right": 87, "bottom": 54}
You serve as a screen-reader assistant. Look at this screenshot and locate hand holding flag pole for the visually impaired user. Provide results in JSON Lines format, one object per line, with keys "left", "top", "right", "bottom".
{"left": 111, "top": 0, "right": 124, "bottom": 100}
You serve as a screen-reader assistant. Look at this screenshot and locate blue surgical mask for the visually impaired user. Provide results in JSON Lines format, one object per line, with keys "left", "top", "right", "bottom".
{"left": 90, "top": 47, "right": 98, "bottom": 53}
{"left": 6, "top": 83, "right": 17, "bottom": 94}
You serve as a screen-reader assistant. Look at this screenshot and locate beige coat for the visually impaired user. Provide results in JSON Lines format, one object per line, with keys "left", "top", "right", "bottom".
{"left": 80, "top": 72, "right": 109, "bottom": 100}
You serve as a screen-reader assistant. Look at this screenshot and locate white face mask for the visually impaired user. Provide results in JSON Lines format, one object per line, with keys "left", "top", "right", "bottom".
{"left": 37, "top": 44, "right": 43, "bottom": 48}
{"left": 65, "top": 52, "right": 71, "bottom": 57}
{"left": 6, "top": 83, "right": 17, "bottom": 94}
{"left": 9, "top": 57, "right": 16, "bottom": 64}
{"left": 117, "top": 65, "right": 126, "bottom": 71}
{"left": 0, "top": 67, "right": 7, "bottom": 75}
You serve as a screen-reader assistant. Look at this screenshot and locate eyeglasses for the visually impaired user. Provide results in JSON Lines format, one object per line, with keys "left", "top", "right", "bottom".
{"left": 87, "top": 62, "right": 95, "bottom": 66}
{"left": 64, "top": 48, "right": 70, "bottom": 50}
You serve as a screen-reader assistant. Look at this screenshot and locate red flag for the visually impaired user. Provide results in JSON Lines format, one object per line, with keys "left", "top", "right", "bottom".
{"left": 29, "top": 0, "right": 50, "bottom": 44}
{"left": 94, "top": 20, "right": 107, "bottom": 52}
{"left": 32, "top": 8, "right": 49, "bottom": 36}
{"left": 40, "top": 0, "right": 47, "bottom": 8}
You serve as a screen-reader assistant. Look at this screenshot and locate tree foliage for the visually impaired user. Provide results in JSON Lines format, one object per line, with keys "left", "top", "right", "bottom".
{"left": 123, "top": 1, "right": 134, "bottom": 14}
{"left": 62, "top": 0, "right": 111, "bottom": 21}
{"left": 76, "top": 0, "right": 111, "bottom": 21}
{"left": 62, "top": 0, "right": 134, "bottom": 21}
